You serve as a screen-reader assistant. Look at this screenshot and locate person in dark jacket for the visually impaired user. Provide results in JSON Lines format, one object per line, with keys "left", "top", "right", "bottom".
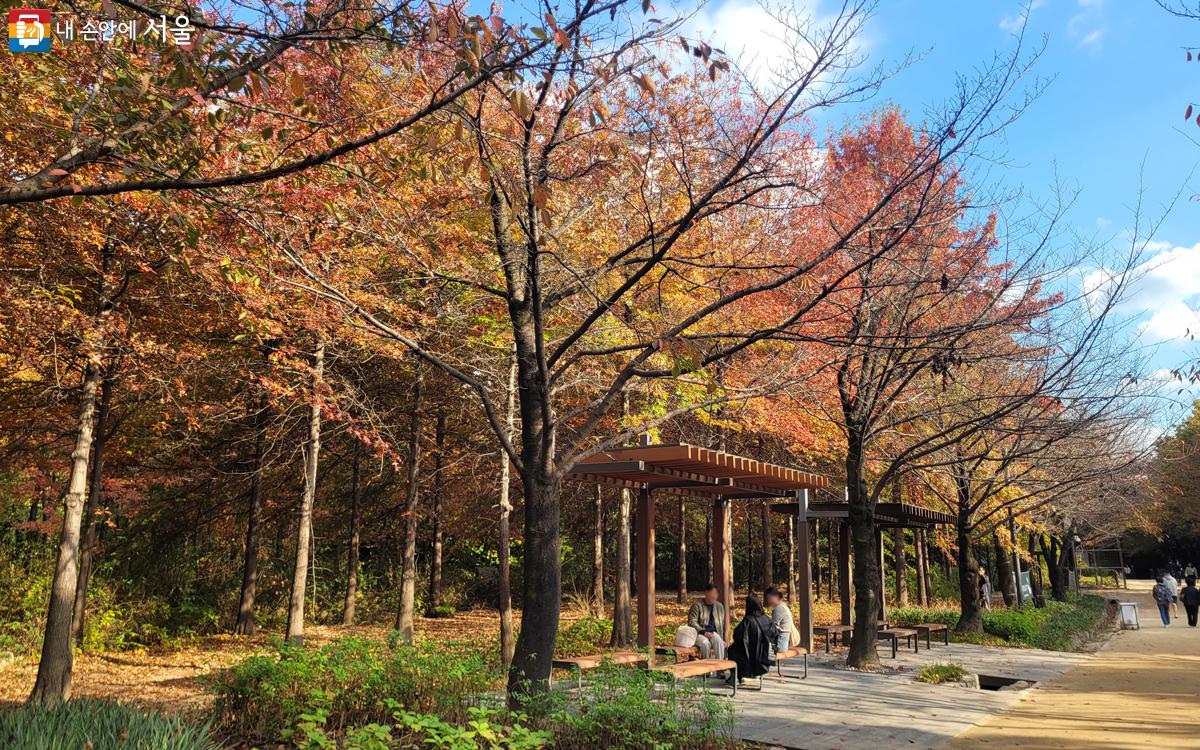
{"left": 1181, "top": 576, "right": 1200, "bottom": 627}
{"left": 725, "top": 595, "right": 777, "bottom": 687}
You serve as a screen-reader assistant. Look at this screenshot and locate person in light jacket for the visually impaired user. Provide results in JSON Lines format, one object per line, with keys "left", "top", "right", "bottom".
{"left": 687, "top": 584, "right": 727, "bottom": 660}
{"left": 764, "top": 586, "right": 793, "bottom": 653}
{"left": 1164, "top": 571, "right": 1180, "bottom": 618}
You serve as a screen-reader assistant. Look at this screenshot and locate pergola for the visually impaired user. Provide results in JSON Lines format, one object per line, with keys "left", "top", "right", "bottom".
{"left": 567, "top": 442, "right": 957, "bottom": 652}
{"left": 567, "top": 443, "right": 829, "bottom": 650}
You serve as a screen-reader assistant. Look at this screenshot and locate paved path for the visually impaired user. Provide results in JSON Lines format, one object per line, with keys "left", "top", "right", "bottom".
{"left": 944, "top": 579, "right": 1200, "bottom": 750}
{"left": 730, "top": 637, "right": 1086, "bottom": 749}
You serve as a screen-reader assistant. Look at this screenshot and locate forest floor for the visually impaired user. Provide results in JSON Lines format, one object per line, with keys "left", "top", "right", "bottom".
{"left": 0, "top": 595, "right": 853, "bottom": 709}
{"left": 942, "top": 579, "right": 1200, "bottom": 750}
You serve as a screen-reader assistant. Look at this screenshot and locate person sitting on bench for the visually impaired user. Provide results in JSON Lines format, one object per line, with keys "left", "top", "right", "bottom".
{"left": 764, "top": 586, "right": 793, "bottom": 653}
{"left": 725, "top": 594, "right": 777, "bottom": 687}
{"left": 687, "top": 584, "right": 728, "bottom": 660}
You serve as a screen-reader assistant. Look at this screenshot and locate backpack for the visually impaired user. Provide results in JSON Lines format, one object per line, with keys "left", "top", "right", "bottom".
{"left": 1153, "top": 583, "right": 1171, "bottom": 605}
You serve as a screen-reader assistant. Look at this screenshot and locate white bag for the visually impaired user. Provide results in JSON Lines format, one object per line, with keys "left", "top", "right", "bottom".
{"left": 673, "top": 625, "right": 698, "bottom": 648}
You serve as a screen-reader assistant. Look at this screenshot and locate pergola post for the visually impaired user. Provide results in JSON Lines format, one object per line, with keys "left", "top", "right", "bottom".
{"left": 712, "top": 495, "right": 733, "bottom": 643}
{"left": 838, "top": 522, "right": 852, "bottom": 625}
{"left": 636, "top": 485, "right": 655, "bottom": 648}
{"left": 794, "top": 490, "right": 813, "bottom": 652}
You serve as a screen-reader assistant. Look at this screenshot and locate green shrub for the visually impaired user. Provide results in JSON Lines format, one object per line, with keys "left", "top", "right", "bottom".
{"left": 0, "top": 698, "right": 221, "bottom": 750}
{"left": 209, "top": 636, "right": 501, "bottom": 743}
{"left": 554, "top": 617, "right": 611, "bottom": 657}
{"left": 287, "top": 702, "right": 551, "bottom": 750}
{"left": 915, "top": 662, "right": 969, "bottom": 684}
{"left": 886, "top": 606, "right": 960, "bottom": 629}
{"left": 540, "top": 664, "right": 735, "bottom": 750}
{"left": 981, "top": 606, "right": 1043, "bottom": 643}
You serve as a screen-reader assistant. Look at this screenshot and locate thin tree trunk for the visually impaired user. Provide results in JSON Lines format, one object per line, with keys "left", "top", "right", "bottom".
{"left": 676, "top": 497, "right": 687, "bottom": 603}
{"left": 915, "top": 528, "right": 928, "bottom": 606}
{"left": 1028, "top": 532, "right": 1045, "bottom": 606}
{"left": 285, "top": 340, "right": 325, "bottom": 644}
{"left": 827, "top": 520, "right": 835, "bottom": 600}
{"left": 760, "top": 502, "right": 773, "bottom": 590}
{"left": 705, "top": 515, "right": 713, "bottom": 585}
{"left": 396, "top": 373, "right": 424, "bottom": 641}
{"left": 610, "top": 487, "right": 634, "bottom": 646}
{"left": 342, "top": 448, "right": 362, "bottom": 626}
{"left": 592, "top": 485, "right": 604, "bottom": 614}
{"left": 29, "top": 358, "right": 103, "bottom": 704}
{"left": 498, "top": 357, "right": 517, "bottom": 667}
{"left": 71, "top": 375, "right": 112, "bottom": 648}
{"left": 893, "top": 527, "right": 908, "bottom": 607}
{"left": 813, "top": 519, "right": 822, "bottom": 601}
{"left": 427, "top": 408, "right": 446, "bottom": 615}
{"left": 995, "top": 533, "right": 1015, "bottom": 607}
{"left": 235, "top": 396, "right": 268, "bottom": 635}
{"left": 787, "top": 516, "right": 797, "bottom": 600}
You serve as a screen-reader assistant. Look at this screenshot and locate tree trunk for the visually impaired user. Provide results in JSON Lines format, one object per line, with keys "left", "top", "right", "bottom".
{"left": 995, "top": 533, "right": 1015, "bottom": 607}
{"left": 760, "top": 502, "right": 773, "bottom": 590}
{"left": 705, "top": 515, "right": 713, "bottom": 586}
{"left": 845, "top": 432, "right": 880, "bottom": 669}
{"left": 813, "top": 519, "right": 822, "bottom": 601}
{"left": 285, "top": 340, "right": 324, "bottom": 644}
{"left": 921, "top": 531, "right": 934, "bottom": 604}
{"left": 787, "top": 516, "right": 797, "bottom": 600}
{"left": 676, "top": 497, "right": 687, "bottom": 603}
{"left": 29, "top": 358, "right": 103, "bottom": 704}
{"left": 396, "top": 373, "right": 424, "bottom": 641}
{"left": 1028, "top": 533, "right": 1045, "bottom": 607}
{"left": 71, "top": 375, "right": 112, "bottom": 648}
{"left": 235, "top": 396, "right": 269, "bottom": 635}
{"left": 426, "top": 408, "right": 446, "bottom": 616}
{"left": 610, "top": 487, "right": 634, "bottom": 646}
{"left": 827, "top": 520, "right": 835, "bottom": 600}
{"left": 915, "top": 528, "right": 928, "bottom": 606}
{"left": 498, "top": 357, "right": 517, "bottom": 668}
{"left": 342, "top": 448, "right": 362, "bottom": 626}
{"left": 893, "top": 527, "right": 908, "bottom": 607}
{"left": 953, "top": 475, "right": 982, "bottom": 633}
{"left": 592, "top": 485, "right": 604, "bottom": 614}
{"left": 955, "top": 525, "right": 983, "bottom": 633}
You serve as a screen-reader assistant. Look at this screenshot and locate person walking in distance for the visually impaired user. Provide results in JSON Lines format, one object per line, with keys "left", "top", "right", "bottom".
{"left": 1181, "top": 576, "right": 1200, "bottom": 628}
{"left": 1163, "top": 570, "right": 1180, "bottom": 619}
{"left": 1152, "top": 576, "right": 1173, "bottom": 627}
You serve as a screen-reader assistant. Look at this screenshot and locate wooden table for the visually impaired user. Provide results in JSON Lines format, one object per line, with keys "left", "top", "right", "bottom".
{"left": 912, "top": 623, "right": 950, "bottom": 648}
{"left": 814, "top": 624, "right": 854, "bottom": 653}
{"left": 877, "top": 628, "right": 919, "bottom": 658}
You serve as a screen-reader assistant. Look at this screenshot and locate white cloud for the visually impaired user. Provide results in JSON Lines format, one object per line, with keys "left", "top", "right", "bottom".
{"left": 681, "top": 0, "right": 858, "bottom": 89}
{"left": 1083, "top": 242, "right": 1200, "bottom": 344}
{"left": 1068, "top": 0, "right": 1106, "bottom": 50}
{"left": 1000, "top": 0, "right": 1046, "bottom": 33}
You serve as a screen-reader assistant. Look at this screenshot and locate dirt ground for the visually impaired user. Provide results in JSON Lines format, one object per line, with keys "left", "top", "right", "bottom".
{"left": 0, "top": 594, "right": 848, "bottom": 710}
{"left": 944, "top": 579, "right": 1200, "bottom": 750}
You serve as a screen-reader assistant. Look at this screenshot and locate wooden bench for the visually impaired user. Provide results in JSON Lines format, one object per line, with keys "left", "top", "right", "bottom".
{"left": 912, "top": 623, "right": 949, "bottom": 648}
{"left": 876, "top": 628, "right": 919, "bottom": 658}
{"left": 814, "top": 624, "right": 854, "bottom": 653}
{"left": 654, "top": 644, "right": 700, "bottom": 666}
{"left": 654, "top": 658, "right": 738, "bottom": 695}
{"left": 551, "top": 651, "right": 647, "bottom": 689}
{"left": 772, "top": 646, "right": 809, "bottom": 680}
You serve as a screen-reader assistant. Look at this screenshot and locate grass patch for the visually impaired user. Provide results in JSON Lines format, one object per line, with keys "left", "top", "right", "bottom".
{"left": 0, "top": 698, "right": 221, "bottom": 750}
{"left": 915, "top": 662, "right": 969, "bottom": 684}
{"left": 887, "top": 595, "right": 1111, "bottom": 651}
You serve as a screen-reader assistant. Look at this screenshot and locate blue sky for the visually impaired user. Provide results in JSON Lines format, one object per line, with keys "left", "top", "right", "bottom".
{"left": 683, "top": 0, "right": 1200, "bottom": 423}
